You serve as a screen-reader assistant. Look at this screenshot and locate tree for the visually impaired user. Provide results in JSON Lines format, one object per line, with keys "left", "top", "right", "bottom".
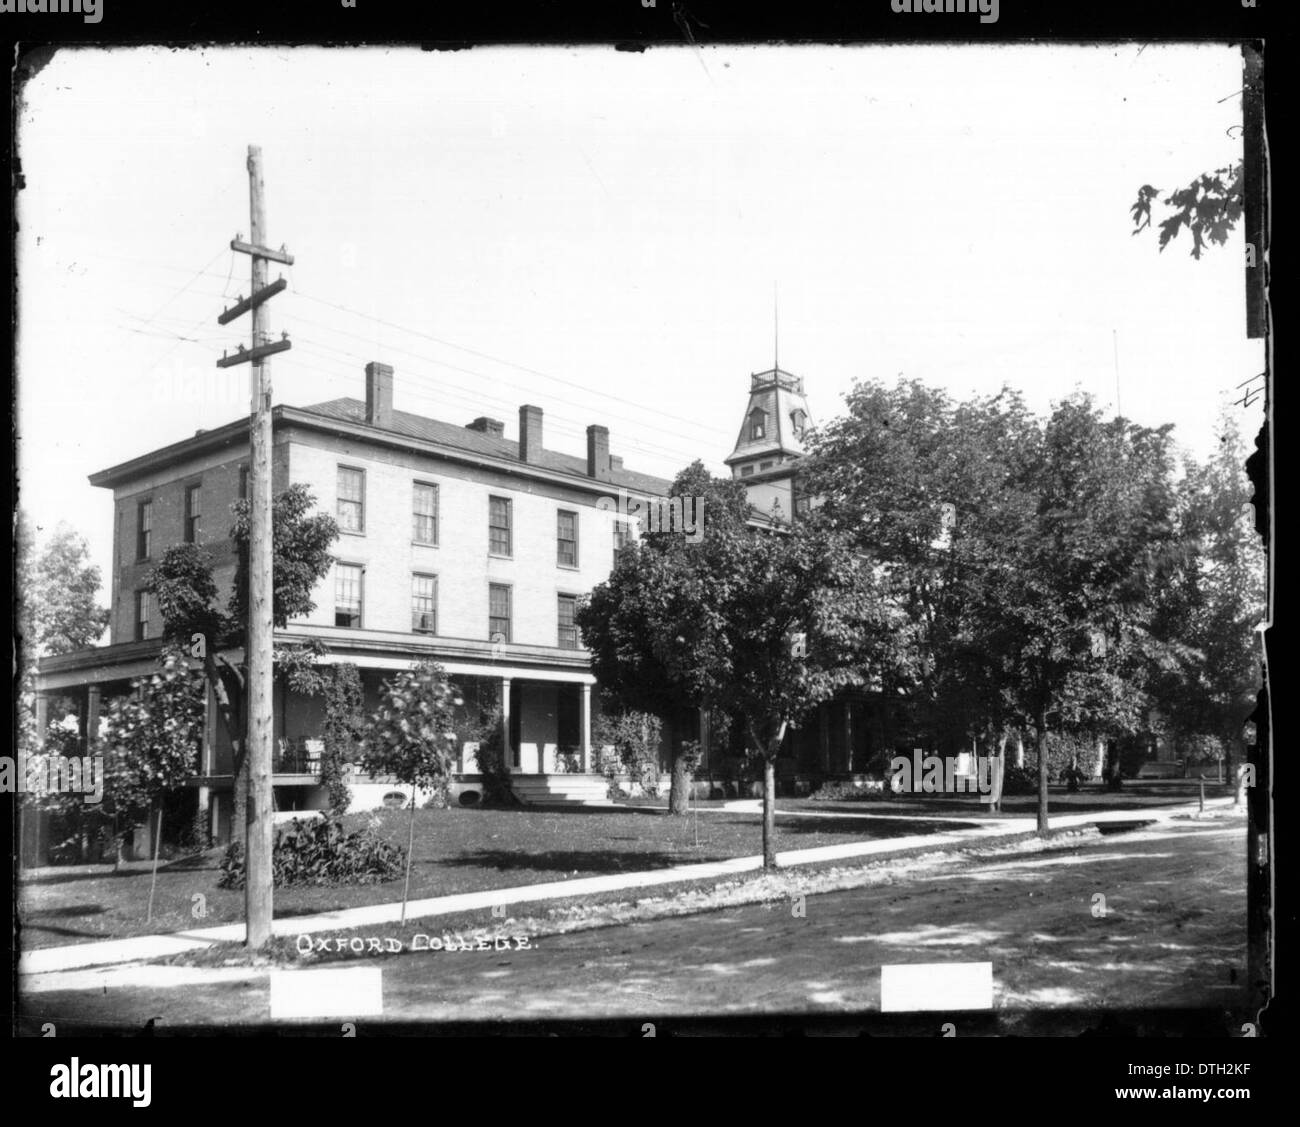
{"left": 963, "top": 396, "right": 1182, "bottom": 830}
{"left": 148, "top": 482, "right": 339, "bottom": 839}
{"left": 580, "top": 462, "right": 890, "bottom": 866}
{"left": 21, "top": 517, "right": 110, "bottom": 659}
{"left": 1150, "top": 414, "right": 1265, "bottom": 793}
{"left": 360, "top": 660, "right": 463, "bottom": 923}
{"left": 100, "top": 648, "right": 206, "bottom": 915}
{"left": 1131, "top": 163, "right": 1243, "bottom": 259}
{"left": 593, "top": 710, "right": 664, "bottom": 796}
{"left": 579, "top": 463, "right": 755, "bottom": 815}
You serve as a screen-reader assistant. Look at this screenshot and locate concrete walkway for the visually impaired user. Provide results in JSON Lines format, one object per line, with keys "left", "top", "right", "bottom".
{"left": 18, "top": 797, "right": 1235, "bottom": 978}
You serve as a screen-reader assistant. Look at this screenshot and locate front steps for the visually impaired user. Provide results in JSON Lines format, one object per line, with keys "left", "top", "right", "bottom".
{"left": 511, "top": 774, "right": 613, "bottom": 807}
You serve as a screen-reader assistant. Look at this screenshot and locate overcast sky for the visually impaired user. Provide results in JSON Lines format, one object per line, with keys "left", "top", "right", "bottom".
{"left": 16, "top": 44, "right": 1262, "bottom": 604}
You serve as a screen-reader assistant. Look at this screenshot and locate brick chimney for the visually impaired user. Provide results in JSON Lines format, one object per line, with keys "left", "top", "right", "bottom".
{"left": 587, "top": 425, "right": 612, "bottom": 481}
{"left": 466, "top": 416, "right": 505, "bottom": 437}
{"left": 519, "top": 405, "right": 543, "bottom": 463}
{"left": 365, "top": 362, "right": 394, "bottom": 427}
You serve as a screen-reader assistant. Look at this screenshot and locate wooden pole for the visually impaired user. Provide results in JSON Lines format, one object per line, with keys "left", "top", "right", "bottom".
{"left": 244, "top": 144, "right": 275, "bottom": 949}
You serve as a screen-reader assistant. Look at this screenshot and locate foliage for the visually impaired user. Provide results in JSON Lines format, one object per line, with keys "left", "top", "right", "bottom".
{"left": 228, "top": 483, "right": 341, "bottom": 630}
{"left": 462, "top": 700, "right": 514, "bottom": 805}
{"left": 1000, "top": 766, "right": 1039, "bottom": 797}
{"left": 218, "top": 817, "right": 405, "bottom": 888}
{"left": 1130, "top": 163, "right": 1243, "bottom": 259}
{"left": 594, "top": 710, "right": 663, "bottom": 794}
{"left": 360, "top": 661, "right": 463, "bottom": 792}
{"left": 20, "top": 517, "right": 110, "bottom": 658}
{"left": 99, "top": 648, "right": 206, "bottom": 839}
{"left": 321, "top": 664, "right": 365, "bottom": 817}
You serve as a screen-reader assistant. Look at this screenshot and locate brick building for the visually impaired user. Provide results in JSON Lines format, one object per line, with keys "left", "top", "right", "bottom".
{"left": 34, "top": 361, "right": 902, "bottom": 845}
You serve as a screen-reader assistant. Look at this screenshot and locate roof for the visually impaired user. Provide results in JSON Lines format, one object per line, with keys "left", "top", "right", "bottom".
{"left": 300, "top": 398, "right": 674, "bottom": 496}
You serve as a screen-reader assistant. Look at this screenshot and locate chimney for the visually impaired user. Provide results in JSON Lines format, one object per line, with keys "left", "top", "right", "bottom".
{"left": 587, "top": 425, "right": 612, "bottom": 481}
{"left": 365, "top": 362, "right": 394, "bottom": 427}
{"left": 466, "top": 416, "right": 505, "bottom": 437}
{"left": 609, "top": 455, "right": 623, "bottom": 471}
{"left": 519, "top": 405, "right": 544, "bottom": 463}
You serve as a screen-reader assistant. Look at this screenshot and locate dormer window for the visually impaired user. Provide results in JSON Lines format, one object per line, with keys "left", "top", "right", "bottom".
{"left": 748, "top": 408, "right": 767, "bottom": 441}
{"left": 790, "top": 409, "right": 807, "bottom": 436}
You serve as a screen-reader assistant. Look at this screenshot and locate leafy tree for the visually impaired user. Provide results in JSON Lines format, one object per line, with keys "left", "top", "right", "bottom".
{"left": 580, "top": 463, "right": 890, "bottom": 866}
{"left": 1131, "top": 163, "right": 1243, "bottom": 258}
{"left": 579, "top": 462, "right": 755, "bottom": 815}
{"left": 962, "top": 396, "right": 1182, "bottom": 829}
{"left": 1150, "top": 414, "right": 1265, "bottom": 790}
{"left": 21, "top": 517, "right": 110, "bottom": 659}
{"left": 100, "top": 648, "right": 206, "bottom": 915}
{"left": 360, "top": 660, "right": 463, "bottom": 922}
{"left": 148, "top": 482, "right": 339, "bottom": 837}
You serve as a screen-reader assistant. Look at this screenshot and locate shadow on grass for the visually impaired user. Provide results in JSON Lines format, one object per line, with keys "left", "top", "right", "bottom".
{"left": 433, "top": 849, "right": 730, "bottom": 874}
{"left": 775, "top": 816, "right": 982, "bottom": 837}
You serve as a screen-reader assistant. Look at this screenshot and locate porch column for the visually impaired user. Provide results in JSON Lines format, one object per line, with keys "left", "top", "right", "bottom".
{"left": 579, "top": 683, "right": 592, "bottom": 773}
{"left": 841, "top": 701, "right": 853, "bottom": 774}
{"left": 86, "top": 685, "right": 103, "bottom": 747}
{"left": 500, "top": 677, "right": 513, "bottom": 770}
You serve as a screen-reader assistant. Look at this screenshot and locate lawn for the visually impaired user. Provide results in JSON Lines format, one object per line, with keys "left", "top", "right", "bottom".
{"left": 17, "top": 803, "right": 977, "bottom": 950}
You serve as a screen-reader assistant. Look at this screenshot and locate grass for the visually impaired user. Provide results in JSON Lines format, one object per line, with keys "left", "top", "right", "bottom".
{"left": 17, "top": 802, "right": 979, "bottom": 950}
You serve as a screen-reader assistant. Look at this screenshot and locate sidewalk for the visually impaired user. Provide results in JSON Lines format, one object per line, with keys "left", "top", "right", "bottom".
{"left": 18, "top": 797, "right": 1236, "bottom": 977}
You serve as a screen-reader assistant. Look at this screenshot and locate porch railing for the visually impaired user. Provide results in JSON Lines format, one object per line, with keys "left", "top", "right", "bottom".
{"left": 273, "top": 738, "right": 324, "bottom": 776}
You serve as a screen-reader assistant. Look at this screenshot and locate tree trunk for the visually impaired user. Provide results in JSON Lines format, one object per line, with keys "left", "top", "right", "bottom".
{"left": 1036, "top": 714, "right": 1050, "bottom": 834}
{"left": 762, "top": 756, "right": 777, "bottom": 870}
{"left": 147, "top": 803, "right": 163, "bottom": 923}
{"left": 401, "top": 784, "right": 417, "bottom": 925}
{"left": 1014, "top": 733, "right": 1025, "bottom": 768}
{"left": 668, "top": 745, "right": 692, "bottom": 816}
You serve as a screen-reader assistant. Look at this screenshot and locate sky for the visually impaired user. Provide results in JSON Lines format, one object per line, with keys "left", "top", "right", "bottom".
{"left": 16, "top": 44, "right": 1263, "bottom": 603}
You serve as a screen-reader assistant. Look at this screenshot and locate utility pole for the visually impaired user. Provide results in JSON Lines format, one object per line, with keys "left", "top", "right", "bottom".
{"left": 218, "top": 145, "right": 293, "bottom": 949}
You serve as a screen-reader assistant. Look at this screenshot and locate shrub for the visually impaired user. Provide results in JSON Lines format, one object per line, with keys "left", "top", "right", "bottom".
{"left": 1001, "top": 765, "right": 1039, "bottom": 796}
{"left": 218, "top": 817, "right": 405, "bottom": 889}
{"left": 595, "top": 710, "right": 662, "bottom": 795}
{"left": 465, "top": 702, "right": 515, "bottom": 806}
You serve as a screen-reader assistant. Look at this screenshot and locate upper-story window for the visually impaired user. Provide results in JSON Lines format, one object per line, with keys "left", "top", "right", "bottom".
{"left": 759, "top": 460, "right": 775, "bottom": 472}
{"left": 335, "top": 563, "right": 364, "bottom": 628}
{"left": 412, "top": 573, "right": 438, "bottom": 634}
{"left": 489, "top": 583, "right": 512, "bottom": 643}
{"left": 413, "top": 482, "right": 439, "bottom": 545}
{"left": 136, "top": 499, "right": 153, "bottom": 560}
{"left": 790, "top": 408, "right": 808, "bottom": 436}
{"left": 557, "top": 509, "right": 578, "bottom": 568}
{"left": 337, "top": 466, "right": 365, "bottom": 533}
{"left": 489, "top": 496, "right": 512, "bottom": 557}
{"left": 134, "top": 590, "right": 151, "bottom": 641}
{"left": 740, "top": 465, "right": 755, "bottom": 478}
{"left": 613, "top": 519, "right": 632, "bottom": 567}
{"left": 557, "top": 594, "right": 579, "bottom": 649}
{"left": 184, "top": 484, "right": 202, "bottom": 544}
{"left": 748, "top": 408, "right": 767, "bottom": 441}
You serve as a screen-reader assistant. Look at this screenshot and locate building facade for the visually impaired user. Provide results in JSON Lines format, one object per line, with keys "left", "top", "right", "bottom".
{"left": 34, "top": 361, "right": 904, "bottom": 847}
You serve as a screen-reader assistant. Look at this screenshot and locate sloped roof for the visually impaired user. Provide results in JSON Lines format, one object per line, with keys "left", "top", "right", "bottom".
{"left": 300, "top": 398, "right": 673, "bottom": 496}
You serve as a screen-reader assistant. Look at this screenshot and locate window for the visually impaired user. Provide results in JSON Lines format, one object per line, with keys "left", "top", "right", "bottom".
{"left": 412, "top": 574, "right": 438, "bottom": 634}
{"left": 337, "top": 466, "right": 365, "bottom": 533}
{"left": 557, "top": 509, "right": 578, "bottom": 567}
{"left": 760, "top": 460, "right": 774, "bottom": 471}
{"left": 335, "top": 564, "right": 363, "bottom": 628}
{"left": 748, "top": 408, "right": 767, "bottom": 441}
{"left": 613, "top": 519, "right": 632, "bottom": 567}
{"left": 412, "top": 482, "right": 439, "bottom": 545}
{"left": 238, "top": 464, "right": 249, "bottom": 500}
{"left": 795, "top": 497, "right": 812, "bottom": 517}
{"left": 136, "top": 499, "right": 152, "bottom": 560}
{"left": 134, "top": 590, "right": 151, "bottom": 641}
{"left": 557, "top": 594, "right": 579, "bottom": 649}
{"left": 790, "top": 408, "right": 807, "bottom": 436}
{"left": 489, "top": 583, "right": 512, "bottom": 643}
{"left": 489, "top": 496, "right": 512, "bottom": 556}
{"left": 184, "top": 484, "right": 202, "bottom": 543}
{"left": 740, "top": 465, "right": 755, "bottom": 478}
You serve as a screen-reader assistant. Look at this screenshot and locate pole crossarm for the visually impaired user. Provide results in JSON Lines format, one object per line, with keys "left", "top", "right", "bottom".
{"left": 218, "top": 278, "right": 288, "bottom": 325}
{"left": 216, "top": 339, "right": 292, "bottom": 368}
{"left": 230, "top": 238, "right": 295, "bottom": 265}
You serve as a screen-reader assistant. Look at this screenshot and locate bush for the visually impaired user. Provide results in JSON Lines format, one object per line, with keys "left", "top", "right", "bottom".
{"left": 218, "top": 817, "right": 405, "bottom": 889}
{"left": 1001, "top": 765, "right": 1039, "bottom": 796}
